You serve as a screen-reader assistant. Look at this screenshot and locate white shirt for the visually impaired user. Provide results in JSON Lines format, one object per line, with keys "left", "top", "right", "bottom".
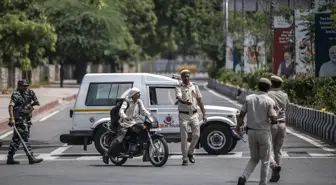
{"left": 119, "top": 97, "right": 150, "bottom": 127}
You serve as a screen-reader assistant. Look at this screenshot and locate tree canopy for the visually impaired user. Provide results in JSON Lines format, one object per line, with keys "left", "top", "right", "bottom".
{"left": 1, "top": 0, "right": 326, "bottom": 82}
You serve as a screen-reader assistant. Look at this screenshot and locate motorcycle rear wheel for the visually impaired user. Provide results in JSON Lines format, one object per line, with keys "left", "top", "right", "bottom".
{"left": 148, "top": 137, "right": 169, "bottom": 167}
{"left": 109, "top": 156, "right": 128, "bottom": 166}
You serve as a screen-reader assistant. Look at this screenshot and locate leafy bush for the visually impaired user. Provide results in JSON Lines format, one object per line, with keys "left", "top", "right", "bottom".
{"left": 213, "top": 69, "right": 336, "bottom": 113}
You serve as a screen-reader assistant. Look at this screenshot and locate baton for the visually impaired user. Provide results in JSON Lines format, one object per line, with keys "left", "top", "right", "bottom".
{"left": 231, "top": 129, "right": 246, "bottom": 143}
{"left": 12, "top": 124, "right": 33, "bottom": 158}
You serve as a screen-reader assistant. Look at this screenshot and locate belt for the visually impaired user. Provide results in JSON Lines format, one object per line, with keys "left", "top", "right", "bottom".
{"left": 179, "top": 110, "right": 197, "bottom": 115}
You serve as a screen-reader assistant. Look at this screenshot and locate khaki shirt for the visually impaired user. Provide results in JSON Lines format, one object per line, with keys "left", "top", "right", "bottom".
{"left": 241, "top": 92, "right": 277, "bottom": 131}
{"left": 175, "top": 82, "right": 202, "bottom": 112}
{"left": 119, "top": 97, "right": 150, "bottom": 128}
{"left": 268, "top": 88, "right": 289, "bottom": 122}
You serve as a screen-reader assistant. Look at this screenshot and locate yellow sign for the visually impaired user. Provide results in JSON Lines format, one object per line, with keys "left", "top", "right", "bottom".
{"left": 178, "top": 64, "right": 197, "bottom": 74}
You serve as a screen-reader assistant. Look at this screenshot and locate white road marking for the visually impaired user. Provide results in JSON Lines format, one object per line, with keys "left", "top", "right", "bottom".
{"left": 35, "top": 154, "right": 57, "bottom": 160}
{"left": 0, "top": 154, "right": 7, "bottom": 161}
{"left": 0, "top": 152, "right": 335, "bottom": 161}
{"left": 202, "top": 82, "right": 336, "bottom": 153}
{"left": 0, "top": 130, "right": 13, "bottom": 140}
{"left": 286, "top": 128, "right": 336, "bottom": 152}
{"left": 217, "top": 152, "right": 243, "bottom": 158}
{"left": 76, "top": 156, "right": 102, "bottom": 161}
{"left": 169, "top": 155, "right": 182, "bottom": 159}
{"left": 39, "top": 110, "right": 60, "bottom": 122}
{"left": 50, "top": 144, "right": 71, "bottom": 155}
{"left": 281, "top": 151, "right": 289, "bottom": 157}
{"left": 35, "top": 144, "right": 70, "bottom": 160}
{"left": 308, "top": 153, "right": 336, "bottom": 157}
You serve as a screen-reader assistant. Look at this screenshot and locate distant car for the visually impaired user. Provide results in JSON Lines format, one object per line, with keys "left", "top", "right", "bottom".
{"left": 60, "top": 73, "right": 241, "bottom": 155}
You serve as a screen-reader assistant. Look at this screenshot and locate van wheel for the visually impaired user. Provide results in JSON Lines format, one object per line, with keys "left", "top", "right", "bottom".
{"left": 228, "top": 139, "right": 237, "bottom": 153}
{"left": 201, "top": 124, "right": 233, "bottom": 155}
{"left": 94, "top": 126, "right": 114, "bottom": 155}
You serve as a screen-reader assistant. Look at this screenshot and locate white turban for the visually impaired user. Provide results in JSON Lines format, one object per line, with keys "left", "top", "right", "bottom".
{"left": 128, "top": 87, "right": 140, "bottom": 97}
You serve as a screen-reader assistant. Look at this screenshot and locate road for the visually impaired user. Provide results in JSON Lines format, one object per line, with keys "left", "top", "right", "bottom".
{"left": 0, "top": 80, "right": 335, "bottom": 185}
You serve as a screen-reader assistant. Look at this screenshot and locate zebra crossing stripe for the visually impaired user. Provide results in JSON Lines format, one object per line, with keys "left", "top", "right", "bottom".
{"left": 0, "top": 152, "right": 335, "bottom": 162}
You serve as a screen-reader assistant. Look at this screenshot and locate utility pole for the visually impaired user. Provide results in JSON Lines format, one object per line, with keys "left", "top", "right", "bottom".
{"left": 223, "top": 0, "right": 229, "bottom": 69}
{"left": 223, "top": 0, "right": 229, "bottom": 35}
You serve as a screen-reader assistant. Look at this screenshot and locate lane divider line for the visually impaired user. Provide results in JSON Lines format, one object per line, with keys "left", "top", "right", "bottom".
{"left": 39, "top": 110, "right": 60, "bottom": 122}
{"left": 0, "top": 106, "right": 68, "bottom": 140}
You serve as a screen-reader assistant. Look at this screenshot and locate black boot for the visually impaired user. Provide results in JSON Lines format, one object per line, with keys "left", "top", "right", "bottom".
{"left": 237, "top": 176, "right": 246, "bottom": 185}
{"left": 269, "top": 166, "right": 281, "bottom": 182}
{"left": 102, "top": 152, "right": 109, "bottom": 164}
{"left": 6, "top": 154, "right": 20, "bottom": 165}
{"left": 28, "top": 155, "right": 43, "bottom": 165}
{"left": 182, "top": 160, "right": 188, "bottom": 166}
{"left": 188, "top": 154, "right": 195, "bottom": 163}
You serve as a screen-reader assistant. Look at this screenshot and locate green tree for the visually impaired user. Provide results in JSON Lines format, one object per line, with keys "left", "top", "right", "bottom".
{"left": 0, "top": 0, "right": 57, "bottom": 84}
{"left": 44, "top": 0, "right": 129, "bottom": 84}
{"left": 114, "top": 0, "right": 158, "bottom": 60}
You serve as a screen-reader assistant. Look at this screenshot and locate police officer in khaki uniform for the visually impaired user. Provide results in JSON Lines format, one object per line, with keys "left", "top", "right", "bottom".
{"left": 235, "top": 78, "right": 278, "bottom": 185}
{"left": 268, "top": 75, "right": 289, "bottom": 182}
{"left": 175, "top": 69, "right": 206, "bottom": 166}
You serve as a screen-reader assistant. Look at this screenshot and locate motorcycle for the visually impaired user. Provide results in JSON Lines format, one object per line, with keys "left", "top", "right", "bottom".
{"left": 102, "top": 114, "right": 169, "bottom": 167}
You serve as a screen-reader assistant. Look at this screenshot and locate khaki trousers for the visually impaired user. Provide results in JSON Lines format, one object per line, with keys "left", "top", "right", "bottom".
{"left": 179, "top": 112, "right": 200, "bottom": 161}
{"left": 242, "top": 129, "right": 271, "bottom": 185}
{"left": 270, "top": 122, "right": 286, "bottom": 168}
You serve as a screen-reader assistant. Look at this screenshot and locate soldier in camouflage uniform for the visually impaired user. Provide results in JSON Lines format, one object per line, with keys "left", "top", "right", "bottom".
{"left": 7, "top": 79, "right": 43, "bottom": 165}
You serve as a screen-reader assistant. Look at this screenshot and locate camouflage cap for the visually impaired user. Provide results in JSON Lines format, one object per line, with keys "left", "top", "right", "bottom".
{"left": 270, "top": 75, "right": 283, "bottom": 83}
{"left": 180, "top": 69, "right": 191, "bottom": 76}
{"left": 18, "top": 79, "right": 29, "bottom": 86}
{"left": 259, "top": 78, "right": 272, "bottom": 86}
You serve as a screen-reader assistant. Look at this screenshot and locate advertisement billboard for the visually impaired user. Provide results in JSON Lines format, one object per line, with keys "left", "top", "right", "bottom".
{"left": 273, "top": 15, "right": 295, "bottom": 77}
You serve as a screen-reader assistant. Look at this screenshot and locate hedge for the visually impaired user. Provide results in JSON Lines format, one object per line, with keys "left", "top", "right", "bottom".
{"left": 208, "top": 67, "right": 336, "bottom": 113}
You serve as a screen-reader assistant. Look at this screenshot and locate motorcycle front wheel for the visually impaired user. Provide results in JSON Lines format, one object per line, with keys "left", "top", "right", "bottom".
{"left": 148, "top": 137, "right": 169, "bottom": 167}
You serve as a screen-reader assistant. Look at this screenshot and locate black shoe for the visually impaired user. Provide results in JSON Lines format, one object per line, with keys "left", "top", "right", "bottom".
{"left": 6, "top": 155, "right": 20, "bottom": 165}
{"left": 237, "top": 176, "right": 246, "bottom": 185}
{"left": 182, "top": 160, "right": 188, "bottom": 166}
{"left": 187, "top": 154, "right": 195, "bottom": 163}
{"left": 28, "top": 156, "right": 43, "bottom": 165}
{"left": 103, "top": 153, "right": 109, "bottom": 164}
{"left": 269, "top": 166, "right": 281, "bottom": 182}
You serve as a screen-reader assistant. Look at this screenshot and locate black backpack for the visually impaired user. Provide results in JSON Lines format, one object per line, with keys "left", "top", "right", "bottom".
{"left": 109, "top": 99, "right": 130, "bottom": 130}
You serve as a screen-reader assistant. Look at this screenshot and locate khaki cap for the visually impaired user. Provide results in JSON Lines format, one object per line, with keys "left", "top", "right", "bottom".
{"left": 270, "top": 75, "right": 283, "bottom": 83}
{"left": 180, "top": 69, "right": 191, "bottom": 76}
{"left": 259, "top": 78, "right": 272, "bottom": 86}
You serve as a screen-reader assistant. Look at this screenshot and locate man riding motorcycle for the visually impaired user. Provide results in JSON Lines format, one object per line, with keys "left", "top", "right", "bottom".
{"left": 103, "top": 87, "right": 151, "bottom": 164}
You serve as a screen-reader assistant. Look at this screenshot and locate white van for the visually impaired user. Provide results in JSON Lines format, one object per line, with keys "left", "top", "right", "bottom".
{"left": 60, "top": 73, "right": 241, "bottom": 155}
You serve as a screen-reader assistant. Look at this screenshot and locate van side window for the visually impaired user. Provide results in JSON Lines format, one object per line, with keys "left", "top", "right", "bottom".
{"left": 85, "top": 82, "right": 133, "bottom": 106}
{"left": 149, "top": 87, "right": 177, "bottom": 105}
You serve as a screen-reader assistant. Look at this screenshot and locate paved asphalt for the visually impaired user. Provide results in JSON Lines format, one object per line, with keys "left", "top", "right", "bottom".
{"left": 0, "top": 80, "right": 335, "bottom": 185}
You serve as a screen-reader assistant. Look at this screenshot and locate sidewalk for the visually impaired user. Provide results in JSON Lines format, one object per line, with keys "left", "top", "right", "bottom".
{"left": 0, "top": 86, "right": 79, "bottom": 134}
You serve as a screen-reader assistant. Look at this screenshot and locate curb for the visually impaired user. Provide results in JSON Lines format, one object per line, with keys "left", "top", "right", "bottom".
{"left": 0, "top": 94, "right": 77, "bottom": 134}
